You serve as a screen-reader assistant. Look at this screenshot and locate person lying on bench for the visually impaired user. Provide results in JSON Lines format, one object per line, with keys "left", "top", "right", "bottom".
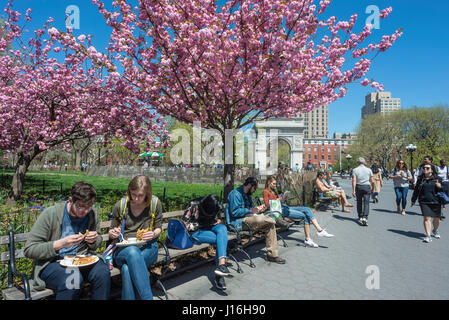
{"left": 24, "top": 182, "right": 110, "bottom": 300}
{"left": 108, "top": 175, "right": 163, "bottom": 300}
{"left": 263, "top": 176, "right": 334, "bottom": 248}
{"left": 183, "top": 194, "right": 233, "bottom": 291}
{"left": 316, "top": 171, "right": 353, "bottom": 213}
{"left": 227, "top": 177, "right": 286, "bottom": 264}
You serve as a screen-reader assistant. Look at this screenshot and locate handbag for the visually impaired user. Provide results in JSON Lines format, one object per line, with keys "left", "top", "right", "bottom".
{"left": 436, "top": 192, "right": 449, "bottom": 205}
{"left": 265, "top": 199, "right": 283, "bottom": 221}
{"left": 166, "top": 219, "right": 193, "bottom": 249}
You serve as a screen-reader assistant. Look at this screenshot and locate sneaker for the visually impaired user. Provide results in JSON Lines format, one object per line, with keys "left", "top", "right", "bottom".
{"left": 304, "top": 238, "right": 319, "bottom": 248}
{"left": 401, "top": 209, "right": 406, "bottom": 216}
{"left": 214, "top": 276, "right": 227, "bottom": 290}
{"left": 432, "top": 229, "right": 441, "bottom": 239}
{"left": 317, "top": 229, "right": 334, "bottom": 238}
{"left": 423, "top": 236, "right": 432, "bottom": 243}
{"left": 361, "top": 218, "right": 368, "bottom": 226}
{"left": 214, "top": 264, "right": 234, "bottom": 278}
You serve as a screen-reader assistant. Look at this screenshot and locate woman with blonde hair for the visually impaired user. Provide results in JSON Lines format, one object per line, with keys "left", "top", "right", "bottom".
{"left": 108, "top": 175, "right": 163, "bottom": 300}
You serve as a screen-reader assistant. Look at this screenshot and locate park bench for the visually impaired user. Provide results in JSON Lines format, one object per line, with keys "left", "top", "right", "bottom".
{"left": 312, "top": 187, "right": 339, "bottom": 213}
{"left": 1, "top": 197, "right": 300, "bottom": 300}
{"left": 0, "top": 208, "right": 247, "bottom": 300}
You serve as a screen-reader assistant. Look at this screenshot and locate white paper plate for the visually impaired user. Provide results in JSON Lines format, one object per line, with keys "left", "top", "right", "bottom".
{"left": 59, "top": 255, "right": 99, "bottom": 268}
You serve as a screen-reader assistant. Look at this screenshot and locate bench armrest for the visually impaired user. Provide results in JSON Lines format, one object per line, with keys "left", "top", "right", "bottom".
{"left": 7, "top": 230, "right": 31, "bottom": 300}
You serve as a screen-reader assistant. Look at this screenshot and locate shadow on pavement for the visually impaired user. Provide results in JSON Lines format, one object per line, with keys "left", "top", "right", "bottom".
{"left": 332, "top": 214, "right": 360, "bottom": 225}
{"left": 387, "top": 229, "right": 424, "bottom": 239}
{"left": 373, "top": 208, "right": 421, "bottom": 216}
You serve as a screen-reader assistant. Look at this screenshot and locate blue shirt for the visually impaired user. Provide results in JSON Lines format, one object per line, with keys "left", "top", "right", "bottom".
{"left": 59, "top": 203, "right": 88, "bottom": 257}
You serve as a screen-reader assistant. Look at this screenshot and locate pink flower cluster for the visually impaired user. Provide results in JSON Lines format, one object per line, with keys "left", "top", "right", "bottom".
{"left": 0, "top": 0, "right": 167, "bottom": 165}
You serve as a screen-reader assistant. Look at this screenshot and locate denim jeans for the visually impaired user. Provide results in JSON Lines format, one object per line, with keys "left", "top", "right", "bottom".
{"left": 282, "top": 205, "right": 314, "bottom": 225}
{"left": 191, "top": 224, "right": 228, "bottom": 266}
{"left": 113, "top": 241, "right": 158, "bottom": 300}
{"left": 356, "top": 185, "right": 371, "bottom": 218}
{"left": 40, "top": 259, "right": 110, "bottom": 300}
{"left": 394, "top": 186, "right": 409, "bottom": 209}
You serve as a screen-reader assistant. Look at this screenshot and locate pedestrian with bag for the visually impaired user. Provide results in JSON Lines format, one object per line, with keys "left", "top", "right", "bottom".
{"left": 182, "top": 194, "right": 233, "bottom": 291}
{"left": 263, "top": 176, "right": 334, "bottom": 248}
{"left": 437, "top": 159, "right": 449, "bottom": 220}
{"left": 391, "top": 160, "right": 413, "bottom": 215}
{"left": 108, "top": 175, "right": 163, "bottom": 300}
{"left": 371, "top": 163, "right": 383, "bottom": 203}
{"left": 411, "top": 164, "right": 443, "bottom": 243}
{"left": 352, "top": 157, "right": 374, "bottom": 226}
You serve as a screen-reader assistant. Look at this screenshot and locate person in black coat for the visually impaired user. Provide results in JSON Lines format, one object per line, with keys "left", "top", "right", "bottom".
{"left": 411, "top": 164, "right": 443, "bottom": 243}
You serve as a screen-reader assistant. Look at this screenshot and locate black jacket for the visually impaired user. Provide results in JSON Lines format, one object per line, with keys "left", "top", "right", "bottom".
{"left": 411, "top": 177, "right": 443, "bottom": 204}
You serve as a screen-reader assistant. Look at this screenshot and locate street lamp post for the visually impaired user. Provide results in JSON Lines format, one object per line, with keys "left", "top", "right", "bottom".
{"left": 96, "top": 137, "right": 103, "bottom": 166}
{"left": 406, "top": 144, "right": 417, "bottom": 176}
{"left": 345, "top": 154, "right": 352, "bottom": 173}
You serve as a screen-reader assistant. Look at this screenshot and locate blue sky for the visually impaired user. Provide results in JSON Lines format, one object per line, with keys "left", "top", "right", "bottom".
{"left": 9, "top": 0, "right": 449, "bottom": 136}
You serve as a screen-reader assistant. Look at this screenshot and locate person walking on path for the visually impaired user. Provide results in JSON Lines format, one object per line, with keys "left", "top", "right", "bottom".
{"left": 352, "top": 157, "right": 374, "bottom": 226}
{"left": 414, "top": 156, "right": 435, "bottom": 187}
{"left": 391, "top": 160, "right": 413, "bottom": 216}
{"left": 437, "top": 159, "right": 449, "bottom": 220}
{"left": 411, "top": 164, "right": 443, "bottom": 243}
{"left": 371, "top": 163, "right": 383, "bottom": 203}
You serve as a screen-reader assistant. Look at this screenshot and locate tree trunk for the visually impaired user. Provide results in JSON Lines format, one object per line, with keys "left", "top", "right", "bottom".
{"left": 223, "top": 131, "right": 236, "bottom": 203}
{"left": 7, "top": 145, "right": 41, "bottom": 205}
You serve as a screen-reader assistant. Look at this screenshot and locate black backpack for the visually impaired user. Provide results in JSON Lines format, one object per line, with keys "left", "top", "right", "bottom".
{"left": 182, "top": 194, "right": 224, "bottom": 232}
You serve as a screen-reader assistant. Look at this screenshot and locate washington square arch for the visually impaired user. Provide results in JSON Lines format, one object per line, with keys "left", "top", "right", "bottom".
{"left": 254, "top": 116, "right": 305, "bottom": 175}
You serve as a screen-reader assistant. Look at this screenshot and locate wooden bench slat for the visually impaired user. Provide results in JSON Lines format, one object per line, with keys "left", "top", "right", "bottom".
{"left": 2, "top": 287, "right": 55, "bottom": 300}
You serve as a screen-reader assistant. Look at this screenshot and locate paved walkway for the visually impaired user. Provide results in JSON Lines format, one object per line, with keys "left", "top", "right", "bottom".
{"left": 160, "top": 178, "right": 449, "bottom": 300}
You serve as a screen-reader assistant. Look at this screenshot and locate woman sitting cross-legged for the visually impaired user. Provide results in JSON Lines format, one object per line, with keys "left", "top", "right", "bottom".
{"left": 108, "top": 175, "right": 162, "bottom": 300}
{"left": 263, "top": 176, "right": 334, "bottom": 248}
{"left": 316, "top": 171, "right": 353, "bottom": 213}
{"left": 183, "top": 194, "right": 233, "bottom": 291}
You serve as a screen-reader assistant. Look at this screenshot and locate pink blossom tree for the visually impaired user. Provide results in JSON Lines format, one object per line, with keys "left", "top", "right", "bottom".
{"left": 93, "top": 0, "right": 402, "bottom": 198}
{"left": 0, "top": 1, "right": 167, "bottom": 203}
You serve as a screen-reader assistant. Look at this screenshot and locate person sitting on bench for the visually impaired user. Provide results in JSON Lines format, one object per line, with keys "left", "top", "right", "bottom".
{"left": 263, "top": 176, "right": 334, "bottom": 248}
{"left": 24, "top": 182, "right": 110, "bottom": 300}
{"left": 316, "top": 171, "right": 353, "bottom": 213}
{"left": 227, "top": 177, "right": 286, "bottom": 264}
{"left": 183, "top": 194, "right": 233, "bottom": 291}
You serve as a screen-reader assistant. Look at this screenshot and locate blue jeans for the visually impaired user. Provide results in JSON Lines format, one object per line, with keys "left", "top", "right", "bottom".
{"left": 40, "top": 259, "right": 110, "bottom": 300}
{"left": 394, "top": 186, "right": 409, "bottom": 209}
{"left": 191, "top": 224, "right": 228, "bottom": 266}
{"left": 113, "top": 241, "right": 158, "bottom": 300}
{"left": 282, "top": 205, "right": 315, "bottom": 225}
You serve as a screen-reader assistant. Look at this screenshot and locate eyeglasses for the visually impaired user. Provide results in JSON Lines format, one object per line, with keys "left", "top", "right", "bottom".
{"left": 73, "top": 201, "right": 93, "bottom": 211}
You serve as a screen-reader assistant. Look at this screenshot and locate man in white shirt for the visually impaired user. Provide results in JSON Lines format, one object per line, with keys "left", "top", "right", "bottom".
{"left": 352, "top": 157, "right": 374, "bottom": 226}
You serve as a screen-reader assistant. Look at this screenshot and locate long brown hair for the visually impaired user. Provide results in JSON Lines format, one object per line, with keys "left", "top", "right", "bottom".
{"left": 265, "top": 175, "right": 276, "bottom": 190}
{"left": 394, "top": 160, "right": 408, "bottom": 171}
{"left": 127, "top": 175, "right": 153, "bottom": 206}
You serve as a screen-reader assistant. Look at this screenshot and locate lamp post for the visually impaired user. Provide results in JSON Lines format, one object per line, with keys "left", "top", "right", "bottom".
{"left": 345, "top": 154, "right": 352, "bottom": 172}
{"left": 406, "top": 144, "right": 417, "bottom": 176}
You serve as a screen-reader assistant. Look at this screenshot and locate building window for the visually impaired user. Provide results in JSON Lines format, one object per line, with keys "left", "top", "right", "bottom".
{"left": 328, "top": 155, "right": 331, "bottom": 160}
{"left": 321, "top": 155, "right": 324, "bottom": 160}
{"left": 308, "top": 154, "right": 311, "bottom": 160}
{"left": 314, "top": 155, "right": 317, "bottom": 160}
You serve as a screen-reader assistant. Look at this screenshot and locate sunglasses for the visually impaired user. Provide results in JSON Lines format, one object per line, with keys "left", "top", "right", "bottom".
{"left": 423, "top": 167, "right": 432, "bottom": 170}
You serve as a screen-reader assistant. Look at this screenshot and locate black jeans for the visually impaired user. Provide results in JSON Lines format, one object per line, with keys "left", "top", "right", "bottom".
{"left": 356, "top": 185, "right": 371, "bottom": 219}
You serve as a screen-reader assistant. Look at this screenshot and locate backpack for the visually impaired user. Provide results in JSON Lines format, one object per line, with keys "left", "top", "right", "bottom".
{"left": 182, "top": 194, "right": 224, "bottom": 232}
{"left": 166, "top": 219, "right": 193, "bottom": 249}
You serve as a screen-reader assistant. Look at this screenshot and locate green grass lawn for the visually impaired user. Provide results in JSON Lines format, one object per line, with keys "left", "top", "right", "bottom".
{"left": 0, "top": 170, "right": 263, "bottom": 211}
